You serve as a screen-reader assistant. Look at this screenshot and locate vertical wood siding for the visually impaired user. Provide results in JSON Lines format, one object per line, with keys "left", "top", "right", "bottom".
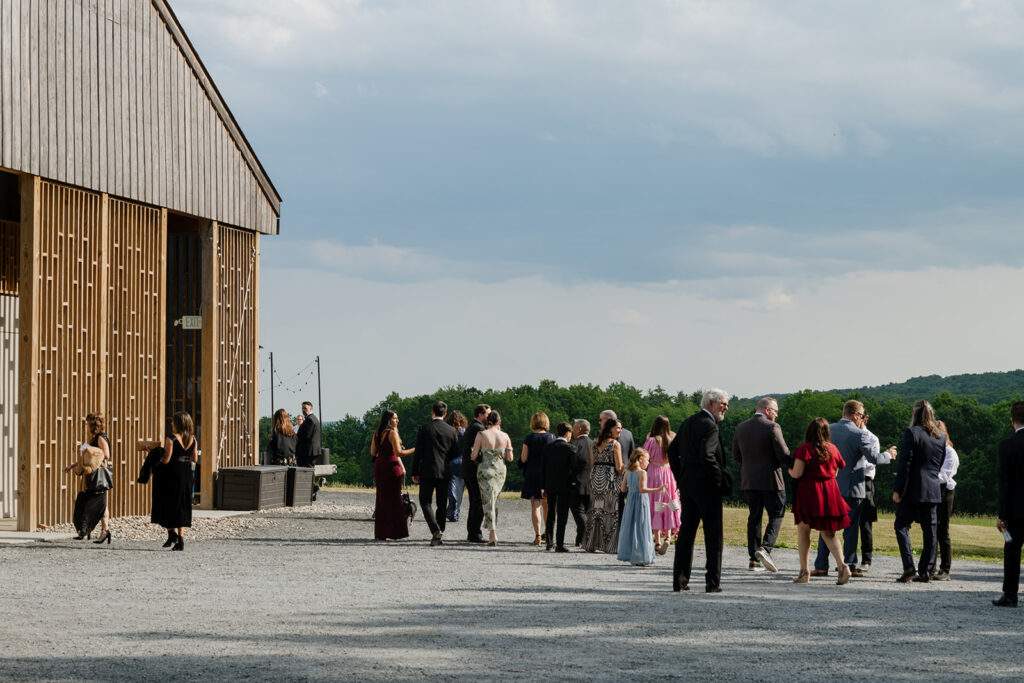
{"left": 0, "top": 0, "right": 279, "bottom": 234}
{"left": 215, "top": 226, "right": 257, "bottom": 470}
{"left": 105, "top": 197, "right": 164, "bottom": 519}
{"left": 0, "top": 219, "right": 17, "bottom": 517}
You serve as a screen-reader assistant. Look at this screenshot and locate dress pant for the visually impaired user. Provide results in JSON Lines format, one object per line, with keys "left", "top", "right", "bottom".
{"left": 673, "top": 487, "right": 724, "bottom": 590}
{"left": 859, "top": 478, "right": 876, "bottom": 566}
{"left": 1003, "top": 518, "right": 1024, "bottom": 599}
{"left": 418, "top": 477, "right": 448, "bottom": 535}
{"left": 544, "top": 491, "right": 571, "bottom": 548}
{"left": 933, "top": 486, "right": 955, "bottom": 572}
{"left": 894, "top": 501, "right": 938, "bottom": 576}
{"left": 745, "top": 489, "right": 786, "bottom": 560}
{"left": 447, "top": 457, "right": 465, "bottom": 521}
{"left": 815, "top": 496, "right": 863, "bottom": 571}
{"left": 569, "top": 492, "right": 589, "bottom": 545}
{"left": 463, "top": 469, "right": 484, "bottom": 540}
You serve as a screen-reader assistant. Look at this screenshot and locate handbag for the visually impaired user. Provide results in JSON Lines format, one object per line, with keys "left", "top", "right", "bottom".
{"left": 88, "top": 465, "right": 114, "bottom": 492}
{"left": 399, "top": 472, "right": 417, "bottom": 522}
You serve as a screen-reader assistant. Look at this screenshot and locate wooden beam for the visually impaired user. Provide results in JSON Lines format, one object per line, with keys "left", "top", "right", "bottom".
{"left": 96, "top": 193, "right": 109, "bottom": 415}
{"left": 199, "top": 219, "right": 218, "bottom": 509}
{"left": 157, "top": 208, "right": 167, "bottom": 451}
{"left": 252, "top": 233, "right": 260, "bottom": 465}
{"left": 16, "top": 174, "right": 39, "bottom": 531}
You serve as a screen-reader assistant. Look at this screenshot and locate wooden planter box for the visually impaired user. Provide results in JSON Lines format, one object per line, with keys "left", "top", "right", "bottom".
{"left": 287, "top": 467, "right": 314, "bottom": 507}
{"left": 215, "top": 466, "right": 288, "bottom": 511}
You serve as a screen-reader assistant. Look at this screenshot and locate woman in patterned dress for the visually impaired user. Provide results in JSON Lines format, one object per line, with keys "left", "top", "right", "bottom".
{"left": 470, "top": 410, "right": 514, "bottom": 546}
{"left": 584, "top": 419, "right": 624, "bottom": 553}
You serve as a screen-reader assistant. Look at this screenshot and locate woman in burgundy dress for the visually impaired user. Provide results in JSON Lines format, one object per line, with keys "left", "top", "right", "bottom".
{"left": 790, "top": 418, "right": 853, "bottom": 585}
{"left": 371, "top": 410, "right": 415, "bottom": 540}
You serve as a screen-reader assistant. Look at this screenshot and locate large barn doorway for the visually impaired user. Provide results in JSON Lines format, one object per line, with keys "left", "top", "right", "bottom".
{"left": 0, "top": 171, "right": 20, "bottom": 522}
{"left": 165, "top": 214, "right": 203, "bottom": 442}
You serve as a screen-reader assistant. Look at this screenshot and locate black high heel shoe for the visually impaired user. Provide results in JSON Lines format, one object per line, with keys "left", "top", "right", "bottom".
{"left": 172, "top": 538, "right": 184, "bottom": 551}
{"left": 73, "top": 531, "right": 87, "bottom": 540}
{"left": 162, "top": 530, "right": 179, "bottom": 548}
{"left": 94, "top": 530, "right": 111, "bottom": 545}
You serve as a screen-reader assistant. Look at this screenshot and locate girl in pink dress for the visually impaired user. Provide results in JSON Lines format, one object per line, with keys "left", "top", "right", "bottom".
{"left": 643, "top": 415, "right": 681, "bottom": 555}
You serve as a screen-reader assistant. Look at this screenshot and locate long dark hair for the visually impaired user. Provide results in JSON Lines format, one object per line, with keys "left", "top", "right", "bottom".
{"left": 911, "top": 400, "right": 942, "bottom": 438}
{"left": 374, "top": 410, "right": 397, "bottom": 447}
{"left": 172, "top": 411, "right": 195, "bottom": 447}
{"left": 596, "top": 419, "right": 620, "bottom": 449}
{"left": 273, "top": 409, "right": 295, "bottom": 437}
{"left": 649, "top": 415, "right": 671, "bottom": 451}
{"left": 804, "top": 417, "right": 831, "bottom": 464}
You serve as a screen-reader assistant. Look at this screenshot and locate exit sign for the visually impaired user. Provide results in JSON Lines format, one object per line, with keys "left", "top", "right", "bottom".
{"left": 179, "top": 315, "right": 202, "bottom": 330}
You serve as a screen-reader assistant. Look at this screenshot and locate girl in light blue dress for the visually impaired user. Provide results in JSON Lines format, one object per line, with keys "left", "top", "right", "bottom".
{"left": 617, "top": 448, "right": 664, "bottom": 566}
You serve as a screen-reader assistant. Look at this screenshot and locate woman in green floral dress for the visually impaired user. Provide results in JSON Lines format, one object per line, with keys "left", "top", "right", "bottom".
{"left": 470, "top": 410, "right": 515, "bottom": 546}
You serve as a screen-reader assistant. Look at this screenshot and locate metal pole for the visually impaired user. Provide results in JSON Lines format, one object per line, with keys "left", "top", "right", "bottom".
{"left": 316, "top": 355, "right": 323, "bottom": 420}
{"left": 269, "top": 351, "right": 274, "bottom": 417}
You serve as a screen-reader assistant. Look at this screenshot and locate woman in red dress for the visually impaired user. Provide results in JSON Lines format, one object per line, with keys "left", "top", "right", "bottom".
{"left": 371, "top": 410, "right": 415, "bottom": 540}
{"left": 790, "top": 418, "right": 853, "bottom": 585}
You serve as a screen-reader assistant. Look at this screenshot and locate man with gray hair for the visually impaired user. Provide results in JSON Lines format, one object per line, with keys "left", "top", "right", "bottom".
{"left": 733, "top": 397, "right": 790, "bottom": 573}
{"left": 569, "top": 419, "right": 593, "bottom": 546}
{"left": 669, "top": 388, "right": 731, "bottom": 593}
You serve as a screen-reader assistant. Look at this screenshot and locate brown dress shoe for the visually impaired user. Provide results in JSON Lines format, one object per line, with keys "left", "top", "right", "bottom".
{"left": 810, "top": 569, "right": 829, "bottom": 577}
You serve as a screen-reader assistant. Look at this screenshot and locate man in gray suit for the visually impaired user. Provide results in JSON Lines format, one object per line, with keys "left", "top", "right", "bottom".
{"left": 812, "top": 400, "right": 895, "bottom": 577}
{"left": 733, "top": 397, "right": 790, "bottom": 573}
{"left": 569, "top": 419, "right": 594, "bottom": 546}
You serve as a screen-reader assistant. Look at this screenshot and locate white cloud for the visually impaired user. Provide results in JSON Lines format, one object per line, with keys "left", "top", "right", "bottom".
{"left": 258, "top": 262, "right": 1023, "bottom": 419}
{"left": 313, "top": 81, "right": 329, "bottom": 98}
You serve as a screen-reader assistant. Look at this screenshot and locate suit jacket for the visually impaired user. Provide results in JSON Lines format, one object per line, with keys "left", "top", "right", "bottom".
{"left": 542, "top": 439, "right": 576, "bottom": 495}
{"left": 668, "top": 410, "right": 728, "bottom": 496}
{"left": 460, "top": 419, "right": 487, "bottom": 479}
{"left": 997, "top": 429, "right": 1024, "bottom": 521}
{"left": 733, "top": 413, "right": 790, "bottom": 491}
{"left": 412, "top": 418, "right": 459, "bottom": 481}
{"left": 570, "top": 435, "right": 593, "bottom": 495}
{"left": 296, "top": 413, "right": 322, "bottom": 463}
{"left": 619, "top": 427, "right": 636, "bottom": 462}
{"left": 893, "top": 426, "right": 946, "bottom": 504}
{"left": 830, "top": 418, "right": 881, "bottom": 499}
{"left": 137, "top": 446, "right": 164, "bottom": 484}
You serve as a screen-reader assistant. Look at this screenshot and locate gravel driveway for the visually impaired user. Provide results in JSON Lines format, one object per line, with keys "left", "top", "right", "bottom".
{"left": 0, "top": 490, "right": 1020, "bottom": 681}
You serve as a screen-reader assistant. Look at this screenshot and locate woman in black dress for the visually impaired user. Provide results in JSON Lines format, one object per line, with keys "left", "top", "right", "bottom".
{"left": 152, "top": 411, "right": 198, "bottom": 551}
{"left": 267, "top": 408, "right": 297, "bottom": 465}
{"left": 521, "top": 411, "right": 554, "bottom": 546}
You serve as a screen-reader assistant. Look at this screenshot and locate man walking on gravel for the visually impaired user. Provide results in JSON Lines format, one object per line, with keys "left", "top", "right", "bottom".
{"left": 994, "top": 401, "right": 1024, "bottom": 607}
{"left": 462, "top": 404, "right": 491, "bottom": 543}
{"left": 733, "top": 397, "right": 790, "bottom": 573}
{"left": 412, "top": 401, "right": 460, "bottom": 547}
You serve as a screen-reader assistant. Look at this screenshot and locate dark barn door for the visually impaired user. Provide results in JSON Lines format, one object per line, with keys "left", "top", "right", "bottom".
{"left": 165, "top": 214, "right": 202, "bottom": 442}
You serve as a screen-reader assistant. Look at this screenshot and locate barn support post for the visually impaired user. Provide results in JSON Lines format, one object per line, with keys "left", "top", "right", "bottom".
{"left": 16, "top": 175, "right": 39, "bottom": 531}
{"left": 199, "top": 219, "right": 219, "bottom": 509}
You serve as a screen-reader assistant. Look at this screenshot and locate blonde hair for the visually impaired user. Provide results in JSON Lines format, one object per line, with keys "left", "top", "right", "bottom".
{"left": 530, "top": 411, "right": 550, "bottom": 431}
{"left": 627, "top": 447, "right": 649, "bottom": 471}
{"left": 936, "top": 420, "right": 954, "bottom": 449}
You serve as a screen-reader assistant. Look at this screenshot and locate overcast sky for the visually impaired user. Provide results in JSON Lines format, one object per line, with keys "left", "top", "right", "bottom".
{"left": 173, "top": 0, "right": 1024, "bottom": 420}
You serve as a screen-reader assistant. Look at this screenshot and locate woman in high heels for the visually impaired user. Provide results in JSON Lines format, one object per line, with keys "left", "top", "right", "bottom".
{"left": 149, "top": 411, "right": 198, "bottom": 551}
{"left": 65, "top": 412, "right": 114, "bottom": 544}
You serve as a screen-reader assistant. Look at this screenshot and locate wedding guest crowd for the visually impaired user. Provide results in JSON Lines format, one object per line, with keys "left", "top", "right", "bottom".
{"left": 365, "top": 393, "right": 1012, "bottom": 606}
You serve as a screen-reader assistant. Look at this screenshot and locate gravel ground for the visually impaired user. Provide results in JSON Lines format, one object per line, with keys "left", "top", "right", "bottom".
{"left": 1, "top": 489, "right": 1021, "bottom": 682}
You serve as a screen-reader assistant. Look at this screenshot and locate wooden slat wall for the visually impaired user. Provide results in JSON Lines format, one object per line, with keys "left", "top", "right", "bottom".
{"left": 105, "top": 197, "right": 164, "bottom": 519}
{"left": 215, "top": 226, "right": 257, "bottom": 470}
{"left": 0, "top": 219, "right": 17, "bottom": 518}
{"left": 0, "top": 0, "right": 279, "bottom": 234}
{"left": 34, "top": 180, "right": 104, "bottom": 527}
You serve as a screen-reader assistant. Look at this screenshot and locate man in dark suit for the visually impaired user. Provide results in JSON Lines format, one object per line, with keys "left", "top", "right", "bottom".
{"left": 295, "top": 401, "right": 322, "bottom": 468}
{"left": 669, "top": 388, "right": 730, "bottom": 593}
{"left": 411, "top": 400, "right": 460, "bottom": 546}
{"left": 569, "top": 419, "right": 594, "bottom": 546}
{"left": 994, "top": 401, "right": 1024, "bottom": 607}
{"left": 461, "top": 404, "right": 490, "bottom": 542}
{"left": 733, "top": 397, "right": 790, "bottom": 573}
{"left": 542, "top": 423, "right": 577, "bottom": 552}
{"left": 892, "top": 400, "right": 946, "bottom": 582}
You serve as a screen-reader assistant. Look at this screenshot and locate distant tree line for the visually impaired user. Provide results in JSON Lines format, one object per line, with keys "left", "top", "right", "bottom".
{"left": 259, "top": 378, "right": 1023, "bottom": 516}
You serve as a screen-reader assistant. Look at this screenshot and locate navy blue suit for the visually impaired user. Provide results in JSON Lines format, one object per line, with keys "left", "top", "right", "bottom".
{"left": 893, "top": 425, "right": 946, "bottom": 576}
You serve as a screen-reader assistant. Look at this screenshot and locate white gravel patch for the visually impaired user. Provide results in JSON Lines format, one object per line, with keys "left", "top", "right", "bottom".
{"left": 1, "top": 490, "right": 1020, "bottom": 681}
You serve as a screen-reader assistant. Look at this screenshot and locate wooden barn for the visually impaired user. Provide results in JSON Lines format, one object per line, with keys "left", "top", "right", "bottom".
{"left": 0, "top": 0, "right": 281, "bottom": 530}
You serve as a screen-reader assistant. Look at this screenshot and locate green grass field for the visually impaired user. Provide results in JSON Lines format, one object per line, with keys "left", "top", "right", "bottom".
{"left": 328, "top": 485, "right": 1004, "bottom": 562}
